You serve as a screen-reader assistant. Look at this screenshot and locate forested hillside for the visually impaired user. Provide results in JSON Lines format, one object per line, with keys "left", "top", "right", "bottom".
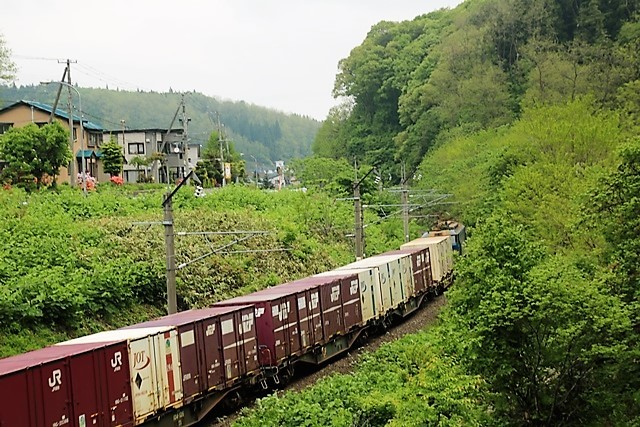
{"left": 238, "top": 0, "right": 640, "bottom": 425}
{"left": 0, "top": 85, "right": 320, "bottom": 164}
{"left": 313, "top": 0, "right": 640, "bottom": 181}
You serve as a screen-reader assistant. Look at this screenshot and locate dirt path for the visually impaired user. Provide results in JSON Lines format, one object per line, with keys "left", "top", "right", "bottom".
{"left": 206, "top": 294, "right": 448, "bottom": 426}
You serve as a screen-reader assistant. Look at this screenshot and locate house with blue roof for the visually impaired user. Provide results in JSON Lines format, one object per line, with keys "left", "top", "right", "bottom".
{"left": 0, "top": 100, "right": 109, "bottom": 184}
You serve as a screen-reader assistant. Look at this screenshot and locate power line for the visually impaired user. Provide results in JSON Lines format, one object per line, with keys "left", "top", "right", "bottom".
{"left": 13, "top": 54, "right": 64, "bottom": 61}
{"left": 74, "top": 62, "right": 154, "bottom": 92}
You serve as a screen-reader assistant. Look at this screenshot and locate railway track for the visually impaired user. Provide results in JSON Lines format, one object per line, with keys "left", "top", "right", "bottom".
{"left": 205, "top": 294, "right": 448, "bottom": 427}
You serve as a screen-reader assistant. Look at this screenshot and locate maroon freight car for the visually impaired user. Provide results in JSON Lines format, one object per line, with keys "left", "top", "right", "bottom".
{"left": 216, "top": 273, "right": 367, "bottom": 373}
{"left": 258, "top": 280, "right": 324, "bottom": 351}
{"left": 279, "top": 275, "right": 363, "bottom": 336}
{"left": 0, "top": 341, "right": 132, "bottom": 427}
{"left": 122, "top": 305, "right": 260, "bottom": 400}
{"left": 215, "top": 290, "right": 302, "bottom": 367}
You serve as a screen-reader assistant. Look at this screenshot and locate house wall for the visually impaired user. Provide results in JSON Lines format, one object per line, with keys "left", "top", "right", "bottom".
{"left": 104, "top": 130, "right": 195, "bottom": 184}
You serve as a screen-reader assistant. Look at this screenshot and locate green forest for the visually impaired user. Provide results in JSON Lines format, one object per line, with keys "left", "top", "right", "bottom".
{"left": 1, "top": 0, "right": 640, "bottom": 425}
{"left": 0, "top": 84, "right": 320, "bottom": 165}
{"left": 238, "top": 0, "right": 640, "bottom": 425}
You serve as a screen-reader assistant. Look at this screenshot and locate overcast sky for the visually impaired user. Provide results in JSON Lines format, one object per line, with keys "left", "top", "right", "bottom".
{"left": 3, "top": 0, "right": 463, "bottom": 120}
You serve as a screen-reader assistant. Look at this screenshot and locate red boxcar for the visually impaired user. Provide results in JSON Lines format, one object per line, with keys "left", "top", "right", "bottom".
{"left": 0, "top": 341, "right": 133, "bottom": 427}
{"left": 60, "top": 326, "right": 183, "bottom": 423}
{"left": 282, "top": 275, "right": 363, "bottom": 336}
{"left": 122, "top": 305, "right": 259, "bottom": 399}
{"left": 217, "top": 274, "right": 365, "bottom": 370}
{"left": 215, "top": 290, "right": 301, "bottom": 367}
{"left": 258, "top": 280, "right": 324, "bottom": 351}
{"left": 315, "top": 272, "right": 363, "bottom": 331}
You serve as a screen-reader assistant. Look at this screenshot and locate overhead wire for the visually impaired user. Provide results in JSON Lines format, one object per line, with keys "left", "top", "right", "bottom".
{"left": 74, "top": 62, "right": 154, "bottom": 93}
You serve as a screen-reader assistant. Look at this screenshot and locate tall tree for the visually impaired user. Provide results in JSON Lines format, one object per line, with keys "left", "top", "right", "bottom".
{"left": 100, "top": 137, "right": 124, "bottom": 177}
{"left": 589, "top": 139, "right": 640, "bottom": 302}
{"left": 0, "top": 34, "right": 16, "bottom": 83}
{"left": 0, "top": 122, "right": 70, "bottom": 188}
{"left": 311, "top": 101, "right": 352, "bottom": 159}
{"left": 444, "top": 216, "right": 632, "bottom": 424}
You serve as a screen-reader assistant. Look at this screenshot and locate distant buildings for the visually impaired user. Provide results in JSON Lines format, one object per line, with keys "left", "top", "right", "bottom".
{"left": 0, "top": 100, "right": 200, "bottom": 185}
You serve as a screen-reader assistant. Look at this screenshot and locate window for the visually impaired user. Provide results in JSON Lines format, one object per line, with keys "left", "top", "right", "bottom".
{"left": 0, "top": 123, "right": 12, "bottom": 134}
{"left": 128, "top": 143, "right": 145, "bottom": 155}
{"left": 87, "top": 133, "right": 101, "bottom": 148}
{"left": 124, "top": 170, "right": 139, "bottom": 183}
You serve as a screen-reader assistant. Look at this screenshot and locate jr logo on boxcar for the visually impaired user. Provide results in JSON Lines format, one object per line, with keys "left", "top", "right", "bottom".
{"left": 205, "top": 324, "right": 216, "bottom": 336}
{"left": 111, "top": 351, "right": 123, "bottom": 371}
{"left": 48, "top": 369, "right": 62, "bottom": 391}
{"left": 241, "top": 314, "right": 254, "bottom": 332}
{"left": 309, "top": 293, "right": 319, "bottom": 310}
{"left": 350, "top": 280, "right": 358, "bottom": 295}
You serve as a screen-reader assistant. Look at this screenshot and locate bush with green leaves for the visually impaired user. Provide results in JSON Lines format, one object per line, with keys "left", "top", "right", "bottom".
{"left": 0, "top": 184, "right": 403, "bottom": 356}
{"left": 0, "top": 121, "right": 71, "bottom": 189}
{"left": 235, "top": 328, "right": 491, "bottom": 427}
{"left": 442, "top": 215, "right": 633, "bottom": 424}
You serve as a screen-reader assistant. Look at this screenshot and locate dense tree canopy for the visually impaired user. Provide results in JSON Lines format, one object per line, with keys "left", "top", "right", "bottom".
{"left": 314, "top": 0, "right": 640, "bottom": 181}
{"left": 100, "top": 137, "right": 124, "bottom": 177}
{"left": 0, "top": 121, "right": 71, "bottom": 189}
{"left": 260, "top": 1, "right": 640, "bottom": 425}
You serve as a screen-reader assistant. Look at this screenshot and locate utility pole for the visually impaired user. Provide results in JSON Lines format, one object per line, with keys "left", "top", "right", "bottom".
{"left": 401, "top": 163, "right": 410, "bottom": 243}
{"left": 161, "top": 168, "right": 194, "bottom": 315}
{"left": 251, "top": 155, "right": 258, "bottom": 187}
{"left": 64, "top": 61, "right": 76, "bottom": 188}
{"left": 120, "top": 119, "right": 126, "bottom": 145}
{"left": 179, "top": 101, "right": 191, "bottom": 183}
{"left": 163, "top": 193, "right": 177, "bottom": 314}
{"left": 354, "top": 183, "right": 364, "bottom": 260}
{"left": 48, "top": 67, "right": 67, "bottom": 124}
{"left": 216, "top": 112, "right": 225, "bottom": 186}
{"left": 352, "top": 161, "right": 378, "bottom": 260}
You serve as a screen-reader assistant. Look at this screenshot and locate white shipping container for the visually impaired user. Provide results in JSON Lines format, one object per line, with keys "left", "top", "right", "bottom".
{"left": 399, "top": 255, "right": 414, "bottom": 300}
{"left": 386, "top": 258, "right": 404, "bottom": 307}
{"left": 338, "top": 254, "right": 411, "bottom": 312}
{"left": 150, "top": 329, "right": 183, "bottom": 409}
{"left": 338, "top": 260, "right": 391, "bottom": 313}
{"left": 401, "top": 236, "right": 454, "bottom": 285}
{"left": 129, "top": 333, "right": 162, "bottom": 419}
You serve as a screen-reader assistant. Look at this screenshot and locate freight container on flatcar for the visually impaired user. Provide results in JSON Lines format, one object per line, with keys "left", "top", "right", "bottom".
{"left": 336, "top": 254, "right": 409, "bottom": 312}
{"left": 59, "top": 326, "right": 183, "bottom": 425}
{"left": 401, "top": 235, "right": 454, "bottom": 289}
{"left": 214, "top": 290, "right": 301, "bottom": 368}
{"left": 0, "top": 341, "right": 132, "bottom": 427}
{"left": 121, "top": 305, "right": 259, "bottom": 401}
{"left": 380, "top": 246, "right": 433, "bottom": 296}
{"left": 314, "top": 268, "right": 381, "bottom": 324}
{"left": 264, "top": 279, "right": 324, "bottom": 350}
{"left": 307, "top": 273, "right": 363, "bottom": 331}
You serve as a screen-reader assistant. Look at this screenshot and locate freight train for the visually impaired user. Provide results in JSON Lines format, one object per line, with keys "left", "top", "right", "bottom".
{"left": 0, "top": 234, "right": 457, "bottom": 427}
